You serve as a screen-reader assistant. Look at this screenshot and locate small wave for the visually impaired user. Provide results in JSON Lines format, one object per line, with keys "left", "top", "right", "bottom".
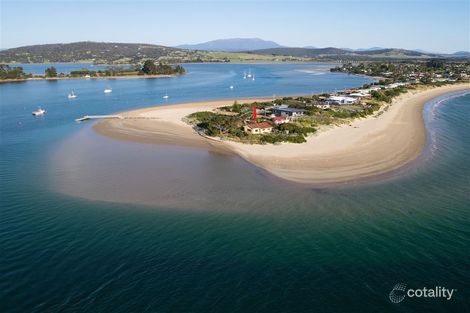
{"left": 427, "top": 90, "right": 470, "bottom": 119}
{"left": 296, "top": 69, "right": 327, "bottom": 75}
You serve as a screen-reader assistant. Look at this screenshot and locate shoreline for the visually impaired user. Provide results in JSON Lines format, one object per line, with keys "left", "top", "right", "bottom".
{"left": 0, "top": 73, "right": 179, "bottom": 84}
{"left": 93, "top": 84, "right": 470, "bottom": 185}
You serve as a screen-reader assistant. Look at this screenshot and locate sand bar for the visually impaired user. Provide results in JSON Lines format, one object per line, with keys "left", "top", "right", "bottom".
{"left": 94, "top": 84, "right": 470, "bottom": 184}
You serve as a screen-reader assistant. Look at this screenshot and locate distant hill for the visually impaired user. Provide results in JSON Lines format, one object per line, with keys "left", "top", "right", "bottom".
{"left": 0, "top": 41, "right": 180, "bottom": 64}
{"left": 249, "top": 47, "right": 350, "bottom": 57}
{"left": 247, "top": 47, "right": 438, "bottom": 60}
{"left": 312, "top": 46, "right": 385, "bottom": 52}
{"left": 452, "top": 51, "right": 470, "bottom": 56}
{"left": 176, "top": 38, "right": 283, "bottom": 52}
{"left": 355, "top": 48, "right": 429, "bottom": 57}
{"left": 351, "top": 47, "right": 386, "bottom": 52}
{"left": 1, "top": 41, "right": 463, "bottom": 64}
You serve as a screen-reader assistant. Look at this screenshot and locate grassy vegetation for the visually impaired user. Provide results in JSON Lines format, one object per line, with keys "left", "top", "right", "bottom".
{"left": 185, "top": 87, "right": 414, "bottom": 145}
{"left": 0, "top": 42, "right": 315, "bottom": 64}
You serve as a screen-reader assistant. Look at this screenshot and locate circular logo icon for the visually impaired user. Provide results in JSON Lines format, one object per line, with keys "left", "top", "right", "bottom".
{"left": 389, "top": 283, "right": 407, "bottom": 303}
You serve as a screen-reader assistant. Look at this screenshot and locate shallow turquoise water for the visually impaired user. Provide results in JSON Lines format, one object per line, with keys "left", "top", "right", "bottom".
{"left": 0, "top": 64, "right": 469, "bottom": 312}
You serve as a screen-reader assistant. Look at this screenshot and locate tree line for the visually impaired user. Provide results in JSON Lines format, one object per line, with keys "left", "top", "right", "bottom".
{"left": 0, "top": 64, "right": 29, "bottom": 79}
{"left": 42, "top": 61, "right": 185, "bottom": 78}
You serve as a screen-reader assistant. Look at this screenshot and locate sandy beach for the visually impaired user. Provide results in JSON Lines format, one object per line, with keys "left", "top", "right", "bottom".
{"left": 94, "top": 84, "right": 469, "bottom": 184}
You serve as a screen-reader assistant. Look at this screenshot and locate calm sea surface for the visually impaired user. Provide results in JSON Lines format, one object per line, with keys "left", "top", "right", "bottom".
{"left": 1, "top": 63, "right": 468, "bottom": 312}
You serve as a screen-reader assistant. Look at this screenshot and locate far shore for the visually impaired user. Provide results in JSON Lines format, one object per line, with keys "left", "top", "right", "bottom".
{"left": 0, "top": 74, "right": 178, "bottom": 84}
{"left": 94, "top": 83, "right": 470, "bottom": 185}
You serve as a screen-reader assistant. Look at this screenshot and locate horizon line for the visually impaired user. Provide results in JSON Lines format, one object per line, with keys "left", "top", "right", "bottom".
{"left": 1, "top": 40, "right": 468, "bottom": 55}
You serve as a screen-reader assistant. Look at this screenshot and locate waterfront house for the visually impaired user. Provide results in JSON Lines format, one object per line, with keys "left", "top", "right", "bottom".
{"left": 243, "top": 122, "right": 273, "bottom": 134}
{"left": 368, "top": 86, "right": 383, "bottom": 91}
{"left": 348, "top": 91, "right": 371, "bottom": 98}
{"left": 386, "top": 82, "right": 408, "bottom": 89}
{"left": 327, "top": 96, "right": 357, "bottom": 105}
{"left": 269, "top": 106, "right": 306, "bottom": 118}
{"left": 271, "top": 116, "right": 290, "bottom": 125}
{"left": 313, "top": 103, "right": 330, "bottom": 109}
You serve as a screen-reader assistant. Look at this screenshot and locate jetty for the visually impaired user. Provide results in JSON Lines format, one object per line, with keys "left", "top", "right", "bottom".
{"left": 75, "top": 115, "right": 161, "bottom": 122}
{"left": 75, "top": 115, "right": 123, "bottom": 122}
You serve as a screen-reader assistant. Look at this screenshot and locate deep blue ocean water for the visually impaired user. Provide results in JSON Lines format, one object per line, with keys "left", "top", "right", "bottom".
{"left": 0, "top": 63, "right": 469, "bottom": 312}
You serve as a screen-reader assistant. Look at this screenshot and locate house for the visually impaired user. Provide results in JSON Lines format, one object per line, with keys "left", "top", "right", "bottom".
{"left": 271, "top": 116, "right": 290, "bottom": 125}
{"left": 348, "top": 91, "right": 370, "bottom": 98}
{"left": 243, "top": 122, "right": 273, "bottom": 134}
{"left": 269, "top": 106, "right": 306, "bottom": 118}
{"left": 327, "top": 96, "right": 357, "bottom": 105}
{"left": 313, "top": 103, "right": 330, "bottom": 109}
{"left": 386, "top": 82, "right": 407, "bottom": 89}
{"left": 367, "top": 86, "right": 383, "bottom": 91}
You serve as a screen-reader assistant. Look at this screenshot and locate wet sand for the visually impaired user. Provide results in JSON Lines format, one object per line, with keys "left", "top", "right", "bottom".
{"left": 94, "top": 84, "right": 470, "bottom": 184}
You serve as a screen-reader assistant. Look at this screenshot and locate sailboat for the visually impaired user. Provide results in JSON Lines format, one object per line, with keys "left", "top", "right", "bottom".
{"left": 252, "top": 74, "right": 255, "bottom": 81}
{"left": 32, "top": 107, "right": 46, "bottom": 116}
{"left": 247, "top": 68, "right": 252, "bottom": 78}
{"left": 243, "top": 71, "right": 247, "bottom": 79}
{"left": 104, "top": 87, "right": 112, "bottom": 93}
{"left": 68, "top": 91, "right": 77, "bottom": 99}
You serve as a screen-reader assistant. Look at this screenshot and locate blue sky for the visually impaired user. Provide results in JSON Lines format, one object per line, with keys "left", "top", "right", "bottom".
{"left": 1, "top": 0, "right": 468, "bottom": 53}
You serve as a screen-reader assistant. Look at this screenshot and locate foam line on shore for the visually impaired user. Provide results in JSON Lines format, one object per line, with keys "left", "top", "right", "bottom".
{"left": 93, "top": 84, "right": 470, "bottom": 184}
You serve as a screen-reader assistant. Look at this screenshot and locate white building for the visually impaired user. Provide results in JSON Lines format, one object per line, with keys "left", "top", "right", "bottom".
{"left": 313, "top": 103, "right": 330, "bottom": 109}
{"left": 327, "top": 96, "right": 358, "bottom": 105}
{"left": 243, "top": 122, "right": 273, "bottom": 134}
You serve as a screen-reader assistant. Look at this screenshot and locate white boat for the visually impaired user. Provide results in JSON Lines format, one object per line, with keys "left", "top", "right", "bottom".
{"left": 252, "top": 74, "right": 255, "bottom": 81}
{"left": 68, "top": 91, "right": 77, "bottom": 99}
{"left": 162, "top": 93, "right": 169, "bottom": 99}
{"left": 32, "top": 107, "right": 46, "bottom": 116}
{"left": 247, "top": 68, "right": 252, "bottom": 78}
{"left": 243, "top": 72, "right": 247, "bottom": 79}
{"left": 229, "top": 85, "right": 234, "bottom": 89}
{"left": 104, "top": 88, "right": 112, "bottom": 93}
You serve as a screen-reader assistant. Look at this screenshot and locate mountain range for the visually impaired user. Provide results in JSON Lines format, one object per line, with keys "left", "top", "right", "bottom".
{"left": 176, "top": 38, "right": 468, "bottom": 57}
{"left": 0, "top": 39, "right": 468, "bottom": 64}
{"left": 247, "top": 47, "right": 435, "bottom": 60}
{"left": 176, "top": 38, "right": 283, "bottom": 52}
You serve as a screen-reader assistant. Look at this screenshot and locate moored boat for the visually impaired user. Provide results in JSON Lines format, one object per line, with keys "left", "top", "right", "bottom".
{"left": 32, "top": 107, "right": 46, "bottom": 116}
{"left": 68, "top": 91, "right": 77, "bottom": 99}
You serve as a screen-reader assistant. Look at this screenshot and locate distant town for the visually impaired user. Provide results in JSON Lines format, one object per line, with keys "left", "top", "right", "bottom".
{"left": 331, "top": 59, "right": 469, "bottom": 84}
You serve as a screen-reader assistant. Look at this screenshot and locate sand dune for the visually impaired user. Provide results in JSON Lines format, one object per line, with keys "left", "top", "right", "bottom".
{"left": 94, "top": 84, "right": 469, "bottom": 184}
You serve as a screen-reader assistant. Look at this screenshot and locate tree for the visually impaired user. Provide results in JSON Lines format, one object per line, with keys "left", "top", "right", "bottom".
{"left": 0, "top": 64, "right": 26, "bottom": 79}
{"left": 426, "top": 59, "right": 445, "bottom": 69}
{"left": 45, "top": 66, "right": 57, "bottom": 77}
{"left": 142, "top": 60, "right": 157, "bottom": 75}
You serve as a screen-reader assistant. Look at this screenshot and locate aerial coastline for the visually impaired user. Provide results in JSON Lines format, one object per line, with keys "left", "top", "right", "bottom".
{"left": 0, "top": 73, "right": 179, "bottom": 83}
{"left": 94, "top": 83, "right": 469, "bottom": 185}
{"left": 3, "top": 0, "right": 470, "bottom": 310}
{"left": 0, "top": 60, "right": 185, "bottom": 83}
{"left": 0, "top": 74, "right": 180, "bottom": 84}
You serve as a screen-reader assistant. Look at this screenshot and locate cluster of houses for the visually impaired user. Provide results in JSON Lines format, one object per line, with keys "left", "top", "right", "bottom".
{"left": 243, "top": 105, "right": 307, "bottom": 134}
{"left": 382, "top": 70, "right": 468, "bottom": 83}
{"left": 324, "top": 81, "right": 411, "bottom": 105}
{"left": 242, "top": 81, "right": 415, "bottom": 135}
